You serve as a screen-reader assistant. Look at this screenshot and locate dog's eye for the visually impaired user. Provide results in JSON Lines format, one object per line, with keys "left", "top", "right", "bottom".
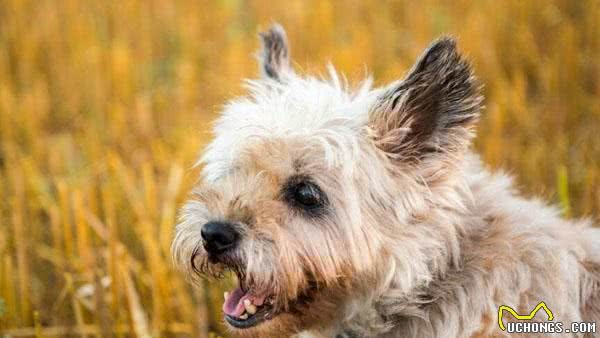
{"left": 283, "top": 176, "right": 328, "bottom": 216}
{"left": 293, "top": 182, "right": 320, "bottom": 207}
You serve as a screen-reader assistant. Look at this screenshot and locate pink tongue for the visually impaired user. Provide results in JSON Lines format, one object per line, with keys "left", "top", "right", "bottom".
{"left": 222, "top": 287, "right": 268, "bottom": 318}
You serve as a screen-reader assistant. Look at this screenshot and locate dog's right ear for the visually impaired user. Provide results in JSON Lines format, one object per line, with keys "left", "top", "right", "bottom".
{"left": 258, "top": 24, "right": 293, "bottom": 81}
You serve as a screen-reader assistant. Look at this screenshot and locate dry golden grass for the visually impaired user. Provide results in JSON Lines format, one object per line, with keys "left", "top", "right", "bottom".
{"left": 0, "top": 1, "right": 598, "bottom": 337}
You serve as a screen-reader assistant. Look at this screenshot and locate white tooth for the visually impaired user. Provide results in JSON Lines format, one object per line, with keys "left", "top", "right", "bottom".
{"left": 224, "top": 292, "right": 229, "bottom": 300}
{"left": 239, "top": 313, "right": 248, "bottom": 320}
{"left": 244, "top": 299, "right": 257, "bottom": 315}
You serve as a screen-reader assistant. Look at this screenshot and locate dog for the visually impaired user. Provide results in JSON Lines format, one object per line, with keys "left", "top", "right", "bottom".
{"left": 171, "top": 24, "right": 600, "bottom": 338}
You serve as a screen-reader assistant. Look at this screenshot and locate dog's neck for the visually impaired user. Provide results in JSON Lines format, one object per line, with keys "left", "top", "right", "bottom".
{"left": 326, "top": 153, "right": 494, "bottom": 337}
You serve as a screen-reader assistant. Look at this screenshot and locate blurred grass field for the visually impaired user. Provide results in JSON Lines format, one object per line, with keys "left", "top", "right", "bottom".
{"left": 0, "top": 0, "right": 598, "bottom": 337}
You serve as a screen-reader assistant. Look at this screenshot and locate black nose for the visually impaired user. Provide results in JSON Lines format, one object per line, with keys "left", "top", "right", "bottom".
{"left": 201, "top": 221, "right": 239, "bottom": 255}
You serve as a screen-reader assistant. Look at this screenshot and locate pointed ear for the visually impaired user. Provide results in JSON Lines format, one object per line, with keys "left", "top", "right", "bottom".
{"left": 368, "top": 38, "right": 483, "bottom": 162}
{"left": 258, "top": 24, "right": 293, "bottom": 81}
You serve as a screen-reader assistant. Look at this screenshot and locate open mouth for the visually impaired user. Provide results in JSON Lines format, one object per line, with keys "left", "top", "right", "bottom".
{"left": 222, "top": 284, "right": 276, "bottom": 329}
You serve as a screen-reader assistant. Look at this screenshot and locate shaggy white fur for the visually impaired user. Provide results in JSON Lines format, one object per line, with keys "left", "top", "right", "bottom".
{"left": 172, "top": 25, "right": 600, "bottom": 338}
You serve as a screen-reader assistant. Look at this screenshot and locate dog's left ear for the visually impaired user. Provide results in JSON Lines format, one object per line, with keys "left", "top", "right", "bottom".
{"left": 258, "top": 24, "right": 293, "bottom": 81}
{"left": 368, "top": 38, "right": 483, "bottom": 163}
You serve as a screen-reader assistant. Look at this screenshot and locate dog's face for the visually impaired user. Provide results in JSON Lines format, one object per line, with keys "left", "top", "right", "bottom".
{"left": 172, "top": 25, "right": 482, "bottom": 337}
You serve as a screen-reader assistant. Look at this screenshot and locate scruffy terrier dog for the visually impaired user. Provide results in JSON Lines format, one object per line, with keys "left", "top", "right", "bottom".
{"left": 172, "top": 25, "right": 600, "bottom": 338}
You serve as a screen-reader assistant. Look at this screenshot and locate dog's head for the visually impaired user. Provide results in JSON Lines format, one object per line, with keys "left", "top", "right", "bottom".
{"left": 172, "top": 24, "right": 482, "bottom": 337}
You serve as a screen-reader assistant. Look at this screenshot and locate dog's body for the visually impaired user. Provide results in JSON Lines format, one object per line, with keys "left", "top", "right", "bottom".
{"left": 172, "top": 25, "right": 600, "bottom": 338}
{"left": 299, "top": 153, "right": 600, "bottom": 338}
